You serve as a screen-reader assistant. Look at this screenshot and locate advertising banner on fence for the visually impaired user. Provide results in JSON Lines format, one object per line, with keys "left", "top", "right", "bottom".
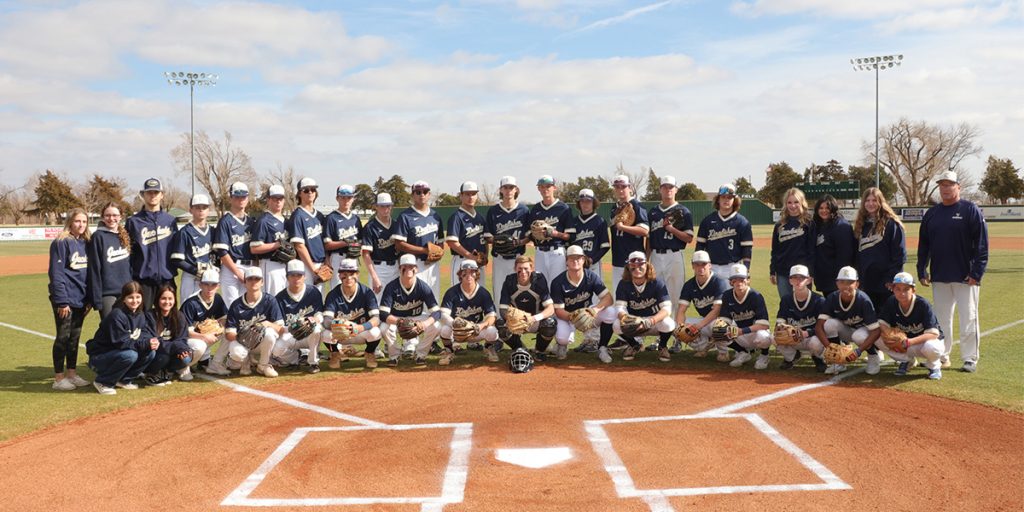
{"left": 0, "top": 227, "right": 64, "bottom": 242}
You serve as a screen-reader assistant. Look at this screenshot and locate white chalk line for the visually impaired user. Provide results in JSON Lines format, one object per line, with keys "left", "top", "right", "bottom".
{"left": 0, "top": 321, "right": 86, "bottom": 349}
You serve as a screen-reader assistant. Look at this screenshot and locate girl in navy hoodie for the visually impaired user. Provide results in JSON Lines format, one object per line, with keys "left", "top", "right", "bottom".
{"left": 853, "top": 187, "right": 906, "bottom": 310}
{"left": 86, "top": 281, "right": 158, "bottom": 395}
{"left": 810, "top": 195, "right": 855, "bottom": 297}
{"left": 49, "top": 208, "right": 92, "bottom": 391}
{"left": 769, "top": 188, "right": 814, "bottom": 299}
{"left": 142, "top": 285, "right": 192, "bottom": 386}
{"left": 87, "top": 203, "right": 132, "bottom": 318}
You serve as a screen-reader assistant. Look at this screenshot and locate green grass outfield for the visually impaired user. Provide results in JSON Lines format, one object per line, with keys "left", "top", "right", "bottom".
{"left": 1, "top": 226, "right": 1021, "bottom": 441}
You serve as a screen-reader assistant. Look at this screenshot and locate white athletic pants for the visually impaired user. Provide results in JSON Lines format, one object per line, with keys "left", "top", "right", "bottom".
{"left": 650, "top": 250, "right": 685, "bottom": 311}
{"left": 370, "top": 263, "right": 398, "bottom": 303}
{"left": 776, "top": 335, "right": 825, "bottom": 361}
{"left": 275, "top": 328, "right": 332, "bottom": 365}
{"left": 302, "top": 262, "right": 329, "bottom": 298}
{"left": 415, "top": 261, "right": 441, "bottom": 302}
{"left": 534, "top": 247, "right": 566, "bottom": 287}
{"left": 227, "top": 327, "right": 279, "bottom": 368}
{"left": 678, "top": 317, "right": 717, "bottom": 352}
{"left": 260, "top": 259, "right": 288, "bottom": 297}
{"left": 439, "top": 323, "right": 499, "bottom": 344}
{"left": 554, "top": 306, "right": 618, "bottom": 346}
{"left": 220, "top": 262, "right": 255, "bottom": 312}
{"left": 822, "top": 319, "right": 871, "bottom": 345}
{"left": 711, "top": 263, "right": 740, "bottom": 279}
{"left": 492, "top": 256, "right": 517, "bottom": 305}
{"left": 931, "top": 281, "right": 981, "bottom": 363}
{"left": 383, "top": 317, "right": 440, "bottom": 359}
{"left": 179, "top": 274, "right": 201, "bottom": 301}
{"left": 875, "top": 337, "right": 944, "bottom": 370}
{"left": 733, "top": 330, "right": 773, "bottom": 350}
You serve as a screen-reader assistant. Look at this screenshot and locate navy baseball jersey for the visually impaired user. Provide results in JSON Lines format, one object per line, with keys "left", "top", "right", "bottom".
{"left": 362, "top": 216, "right": 398, "bottom": 263}
{"left": 446, "top": 207, "right": 487, "bottom": 255}
{"left": 290, "top": 207, "right": 327, "bottom": 263}
{"left": 125, "top": 209, "right": 178, "bottom": 282}
{"left": 393, "top": 207, "right": 444, "bottom": 262}
{"left": 648, "top": 203, "right": 693, "bottom": 252}
{"left": 276, "top": 285, "right": 325, "bottom": 323}
{"left": 819, "top": 290, "right": 879, "bottom": 330}
{"left": 615, "top": 277, "right": 671, "bottom": 317}
{"left": 567, "top": 213, "right": 610, "bottom": 264}
{"left": 528, "top": 200, "right": 573, "bottom": 250}
{"left": 776, "top": 292, "right": 825, "bottom": 337}
{"left": 180, "top": 293, "right": 228, "bottom": 325}
{"left": 250, "top": 212, "right": 289, "bottom": 254}
{"left": 879, "top": 295, "right": 942, "bottom": 338}
{"left": 324, "top": 210, "right": 363, "bottom": 256}
{"left": 769, "top": 217, "right": 814, "bottom": 277}
{"left": 679, "top": 274, "right": 730, "bottom": 318}
{"left": 856, "top": 218, "right": 906, "bottom": 293}
{"left": 610, "top": 198, "right": 650, "bottom": 267}
{"left": 86, "top": 307, "right": 155, "bottom": 356}
{"left": 324, "top": 282, "right": 380, "bottom": 324}
{"left": 484, "top": 202, "right": 529, "bottom": 258}
{"left": 695, "top": 212, "right": 754, "bottom": 265}
{"left": 86, "top": 226, "right": 132, "bottom": 306}
{"left": 226, "top": 292, "right": 285, "bottom": 333}
{"left": 48, "top": 236, "right": 89, "bottom": 308}
{"left": 811, "top": 218, "right": 855, "bottom": 289}
{"left": 169, "top": 223, "right": 213, "bottom": 277}
{"left": 379, "top": 278, "right": 439, "bottom": 318}
{"left": 212, "top": 212, "right": 254, "bottom": 262}
{"left": 550, "top": 269, "right": 609, "bottom": 313}
{"left": 719, "top": 288, "right": 770, "bottom": 329}
{"left": 499, "top": 273, "right": 552, "bottom": 314}
{"left": 917, "top": 199, "right": 989, "bottom": 283}
{"left": 441, "top": 284, "right": 497, "bottom": 323}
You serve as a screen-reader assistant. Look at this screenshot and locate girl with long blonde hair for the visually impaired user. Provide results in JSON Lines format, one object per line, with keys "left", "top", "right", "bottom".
{"left": 48, "top": 208, "right": 92, "bottom": 391}
{"left": 769, "top": 188, "right": 814, "bottom": 298}
{"left": 853, "top": 187, "right": 906, "bottom": 310}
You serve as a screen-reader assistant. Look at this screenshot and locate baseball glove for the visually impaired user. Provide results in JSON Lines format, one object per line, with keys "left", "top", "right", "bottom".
{"left": 236, "top": 321, "right": 265, "bottom": 350}
{"left": 343, "top": 237, "right": 362, "bottom": 259}
{"left": 492, "top": 234, "right": 519, "bottom": 256}
{"left": 331, "top": 318, "right": 357, "bottom": 342}
{"left": 451, "top": 317, "right": 480, "bottom": 342}
{"left": 313, "top": 264, "right": 333, "bottom": 285}
{"left": 195, "top": 318, "right": 224, "bottom": 336}
{"left": 664, "top": 208, "right": 688, "bottom": 231}
{"left": 426, "top": 242, "right": 444, "bottom": 263}
{"left": 397, "top": 318, "right": 424, "bottom": 340}
{"left": 823, "top": 343, "right": 857, "bottom": 365}
{"left": 773, "top": 323, "right": 802, "bottom": 346}
{"left": 569, "top": 307, "right": 598, "bottom": 331}
{"left": 472, "top": 249, "right": 489, "bottom": 267}
{"left": 880, "top": 325, "right": 908, "bottom": 353}
{"left": 270, "top": 238, "right": 297, "bottom": 264}
{"left": 612, "top": 201, "right": 636, "bottom": 227}
{"left": 711, "top": 318, "right": 740, "bottom": 342}
{"left": 503, "top": 307, "right": 533, "bottom": 335}
{"left": 288, "top": 317, "right": 316, "bottom": 340}
{"left": 530, "top": 220, "right": 553, "bottom": 243}
{"left": 619, "top": 314, "right": 652, "bottom": 337}
{"left": 673, "top": 323, "right": 700, "bottom": 344}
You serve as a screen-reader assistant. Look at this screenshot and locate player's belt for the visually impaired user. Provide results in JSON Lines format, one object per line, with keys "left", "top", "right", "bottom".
{"left": 653, "top": 248, "right": 681, "bottom": 254}
{"left": 236, "top": 259, "right": 255, "bottom": 266}
{"left": 536, "top": 245, "right": 564, "bottom": 252}
{"left": 373, "top": 259, "right": 396, "bottom": 265}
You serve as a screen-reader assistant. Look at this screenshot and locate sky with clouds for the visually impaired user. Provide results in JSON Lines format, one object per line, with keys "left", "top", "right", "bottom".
{"left": 0, "top": 0, "right": 1021, "bottom": 203}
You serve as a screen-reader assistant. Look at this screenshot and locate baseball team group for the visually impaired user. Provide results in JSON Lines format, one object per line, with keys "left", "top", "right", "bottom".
{"left": 45, "top": 169, "right": 988, "bottom": 394}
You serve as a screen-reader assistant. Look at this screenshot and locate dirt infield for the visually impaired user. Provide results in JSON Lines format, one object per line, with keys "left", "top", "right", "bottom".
{"left": 1, "top": 367, "right": 1020, "bottom": 511}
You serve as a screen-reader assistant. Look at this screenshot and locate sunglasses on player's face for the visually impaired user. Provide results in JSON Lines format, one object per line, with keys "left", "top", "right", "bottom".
{"left": 301, "top": 188, "right": 317, "bottom": 194}
{"left": 413, "top": 189, "right": 430, "bottom": 195}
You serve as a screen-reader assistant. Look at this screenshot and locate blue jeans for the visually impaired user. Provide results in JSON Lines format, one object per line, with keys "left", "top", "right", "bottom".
{"left": 89, "top": 349, "right": 155, "bottom": 387}
{"left": 146, "top": 352, "right": 188, "bottom": 374}
{"left": 776, "top": 273, "right": 794, "bottom": 300}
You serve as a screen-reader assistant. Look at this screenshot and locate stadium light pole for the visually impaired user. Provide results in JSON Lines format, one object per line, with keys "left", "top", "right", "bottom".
{"left": 851, "top": 54, "right": 902, "bottom": 189}
{"left": 164, "top": 71, "right": 218, "bottom": 197}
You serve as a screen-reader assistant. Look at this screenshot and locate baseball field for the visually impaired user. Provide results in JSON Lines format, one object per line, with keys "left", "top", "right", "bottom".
{"left": 1, "top": 223, "right": 1021, "bottom": 511}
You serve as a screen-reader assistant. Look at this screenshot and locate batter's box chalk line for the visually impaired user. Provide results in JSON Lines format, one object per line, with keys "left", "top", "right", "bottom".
{"left": 221, "top": 423, "right": 473, "bottom": 510}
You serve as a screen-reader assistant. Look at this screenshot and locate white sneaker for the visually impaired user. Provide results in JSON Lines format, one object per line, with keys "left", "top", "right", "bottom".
{"left": 556, "top": 344, "right": 568, "bottom": 360}
{"left": 67, "top": 375, "right": 90, "bottom": 387}
{"left": 115, "top": 381, "right": 139, "bottom": 390}
{"left": 730, "top": 351, "right": 752, "bottom": 367}
{"left": 866, "top": 353, "right": 881, "bottom": 375}
{"left": 178, "top": 367, "right": 194, "bottom": 381}
{"left": 257, "top": 364, "right": 278, "bottom": 378}
{"left": 824, "top": 364, "right": 838, "bottom": 375}
{"left": 205, "top": 362, "right": 231, "bottom": 376}
{"left": 716, "top": 351, "right": 731, "bottom": 363}
{"left": 52, "top": 378, "right": 76, "bottom": 391}
{"left": 598, "top": 346, "right": 612, "bottom": 364}
{"left": 93, "top": 381, "right": 116, "bottom": 395}
{"left": 239, "top": 364, "right": 252, "bottom": 376}
{"left": 754, "top": 353, "right": 770, "bottom": 370}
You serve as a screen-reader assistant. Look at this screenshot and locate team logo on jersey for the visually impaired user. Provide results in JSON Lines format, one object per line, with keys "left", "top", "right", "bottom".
{"left": 285, "top": 306, "right": 316, "bottom": 323}
{"left": 305, "top": 223, "right": 323, "bottom": 239}
{"left": 785, "top": 316, "right": 816, "bottom": 329}
{"left": 895, "top": 321, "right": 925, "bottom": 335}
{"left": 706, "top": 227, "right": 738, "bottom": 242}
{"left": 140, "top": 226, "right": 173, "bottom": 245}
{"left": 951, "top": 213, "right": 963, "bottom": 220}
{"left": 337, "top": 306, "right": 368, "bottom": 323}
{"left": 495, "top": 219, "right": 523, "bottom": 234}
{"left": 129, "top": 327, "right": 141, "bottom": 340}
{"left": 777, "top": 226, "right": 805, "bottom": 243}
{"left": 564, "top": 293, "right": 593, "bottom": 307}
{"left": 541, "top": 215, "right": 560, "bottom": 227}
{"left": 454, "top": 305, "right": 484, "bottom": 321}
{"left": 335, "top": 224, "right": 359, "bottom": 240}
{"left": 393, "top": 300, "right": 424, "bottom": 314}
{"left": 817, "top": 234, "right": 826, "bottom": 246}
{"left": 160, "top": 328, "right": 171, "bottom": 340}
{"left": 413, "top": 223, "right": 439, "bottom": 238}
{"left": 858, "top": 232, "right": 883, "bottom": 251}
{"left": 376, "top": 237, "right": 394, "bottom": 249}
{"left": 106, "top": 245, "right": 130, "bottom": 263}
{"left": 574, "top": 229, "right": 594, "bottom": 241}
{"left": 191, "top": 243, "right": 211, "bottom": 259}
{"left": 731, "top": 310, "right": 756, "bottom": 323}
{"left": 628, "top": 297, "right": 658, "bottom": 312}
{"left": 690, "top": 295, "right": 718, "bottom": 311}
{"left": 231, "top": 233, "right": 251, "bottom": 247}
{"left": 69, "top": 251, "right": 88, "bottom": 270}
{"left": 465, "top": 224, "right": 485, "bottom": 238}
{"left": 841, "top": 314, "right": 864, "bottom": 327}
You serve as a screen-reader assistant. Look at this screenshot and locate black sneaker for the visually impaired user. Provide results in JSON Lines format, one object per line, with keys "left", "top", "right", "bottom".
{"left": 307, "top": 364, "right": 321, "bottom": 374}
{"left": 144, "top": 373, "right": 170, "bottom": 387}
{"left": 780, "top": 351, "right": 802, "bottom": 370}
{"left": 387, "top": 358, "right": 399, "bottom": 367}
{"left": 533, "top": 352, "right": 548, "bottom": 362}
{"left": 608, "top": 338, "right": 628, "bottom": 350}
{"left": 429, "top": 342, "right": 443, "bottom": 355}
{"left": 812, "top": 356, "right": 827, "bottom": 373}
{"left": 414, "top": 356, "right": 427, "bottom": 366}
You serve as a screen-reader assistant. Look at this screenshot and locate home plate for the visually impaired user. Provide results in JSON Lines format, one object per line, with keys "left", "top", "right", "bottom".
{"left": 495, "top": 447, "right": 573, "bottom": 469}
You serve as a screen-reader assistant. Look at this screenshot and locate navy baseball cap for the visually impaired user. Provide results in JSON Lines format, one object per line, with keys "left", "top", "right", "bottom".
{"left": 142, "top": 178, "right": 162, "bottom": 192}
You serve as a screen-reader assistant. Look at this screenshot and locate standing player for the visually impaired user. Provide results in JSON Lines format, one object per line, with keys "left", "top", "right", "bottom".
{"left": 182, "top": 269, "right": 228, "bottom": 378}
{"left": 695, "top": 184, "right": 754, "bottom": 277}
{"left": 877, "top": 273, "right": 945, "bottom": 380}
{"left": 438, "top": 260, "right": 499, "bottom": 365}
{"left": 323, "top": 258, "right": 383, "bottom": 369}
{"left": 611, "top": 252, "right": 676, "bottom": 362}
{"left": 249, "top": 185, "right": 291, "bottom": 296}
{"left": 853, "top": 187, "right": 906, "bottom": 311}
{"left": 224, "top": 267, "right": 285, "bottom": 378}
{"left": 608, "top": 175, "right": 650, "bottom": 294}
{"left": 87, "top": 203, "right": 132, "bottom": 319}
{"left": 774, "top": 265, "right": 827, "bottom": 372}
{"left": 498, "top": 255, "right": 556, "bottom": 361}
{"left": 48, "top": 208, "right": 92, "bottom": 391}
{"left": 527, "top": 175, "right": 573, "bottom": 285}
{"left": 362, "top": 193, "right": 398, "bottom": 304}
{"left": 169, "top": 194, "right": 213, "bottom": 300}
{"left": 917, "top": 171, "right": 988, "bottom": 373}
{"left": 550, "top": 246, "right": 617, "bottom": 361}
{"left": 647, "top": 175, "right": 693, "bottom": 322}
{"left": 393, "top": 180, "right": 445, "bottom": 300}
{"left": 566, "top": 188, "right": 610, "bottom": 279}
{"left": 769, "top": 188, "right": 814, "bottom": 299}
{"left": 212, "top": 182, "right": 256, "bottom": 310}
{"left": 446, "top": 181, "right": 488, "bottom": 287}
{"left": 324, "top": 184, "right": 364, "bottom": 290}
{"left": 484, "top": 176, "right": 530, "bottom": 309}
{"left": 814, "top": 267, "right": 882, "bottom": 375}
{"left": 674, "top": 250, "right": 730, "bottom": 359}
{"left": 291, "top": 177, "right": 329, "bottom": 295}
{"left": 718, "top": 264, "right": 772, "bottom": 368}
{"left": 379, "top": 254, "right": 442, "bottom": 366}
{"left": 275, "top": 260, "right": 331, "bottom": 373}
{"left": 810, "top": 195, "right": 855, "bottom": 297}
{"left": 125, "top": 178, "right": 179, "bottom": 310}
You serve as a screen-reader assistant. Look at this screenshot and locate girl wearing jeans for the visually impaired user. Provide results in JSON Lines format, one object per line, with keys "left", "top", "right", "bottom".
{"left": 85, "top": 282, "right": 158, "bottom": 395}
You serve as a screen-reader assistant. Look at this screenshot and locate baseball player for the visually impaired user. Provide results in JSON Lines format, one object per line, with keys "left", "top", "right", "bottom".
{"left": 647, "top": 175, "right": 693, "bottom": 323}
{"left": 719, "top": 264, "right": 773, "bottom": 368}
{"left": 774, "top": 265, "right": 827, "bottom": 372}
{"left": 527, "top": 175, "right": 573, "bottom": 285}
{"left": 212, "top": 182, "right": 256, "bottom": 310}
{"left": 567, "top": 188, "right": 610, "bottom": 280}
{"left": 769, "top": 188, "right": 814, "bottom": 299}
{"left": 393, "top": 180, "right": 445, "bottom": 300}
{"left": 674, "top": 250, "right": 730, "bottom": 359}
{"left": 169, "top": 194, "right": 213, "bottom": 300}
{"left": 379, "top": 254, "right": 442, "bottom": 366}
{"left": 181, "top": 269, "right": 228, "bottom": 378}
{"left": 814, "top": 266, "right": 883, "bottom": 375}
{"left": 446, "top": 181, "right": 488, "bottom": 288}
{"left": 853, "top": 187, "right": 906, "bottom": 311}
{"left": 610, "top": 251, "right": 676, "bottom": 362}
{"left": 917, "top": 170, "right": 988, "bottom": 373}
{"left": 275, "top": 260, "right": 331, "bottom": 373}
{"left": 877, "top": 273, "right": 945, "bottom": 380}
{"left": 438, "top": 259, "right": 499, "bottom": 365}
{"left": 810, "top": 195, "right": 855, "bottom": 297}
{"left": 85, "top": 281, "right": 158, "bottom": 395}
{"left": 290, "top": 177, "right": 329, "bottom": 295}
{"left": 609, "top": 175, "right": 650, "bottom": 294}
{"left": 86, "top": 203, "right": 132, "bottom": 319}
{"left": 125, "top": 178, "right": 179, "bottom": 310}
{"left": 48, "top": 208, "right": 91, "bottom": 391}
{"left": 324, "top": 184, "right": 364, "bottom": 290}
{"left": 498, "top": 255, "right": 555, "bottom": 362}
{"left": 362, "top": 193, "right": 398, "bottom": 303}
{"left": 249, "top": 185, "right": 291, "bottom": 296}
{"left": 550, "top": 245, "right": 617, "bottom": 361}
{"left": 483, "top": 175, "right": 530, "bottom": 307}
{"left": 223, "top": 267, "right": 285, "bottom": 377}
{"left": 323, "top": 258, "right": 383, "bottom": 369}
{"left": 695, "top": 183, "right": 754, "bottom": 277}
{"left": 142, "top": 285, "right": 190, "bottom": 386}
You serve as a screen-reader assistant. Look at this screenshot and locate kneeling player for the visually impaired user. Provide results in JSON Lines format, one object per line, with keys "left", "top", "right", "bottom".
{"left": 674, "top": 250, "right": 729, "bottom": 359}
{"left": 275, "top": 260, "right": 332, "bottom": 373}
{"left": 183, "top": 269, "right": 228, "bottom": 378}
{"left": 773, "top": 265, "right": 826, "bottom": 372}
{"left": 611, "top": 251, "right": 676, "bottom": 362}
{"left": 550, "top": 245, "right": 616, "bottom": 361}
{"left": 718, "top": 264, "right": 772, "bottom": 368}
{"left": 877, "top": 273, "right": 944, "bottom": 380}
{"left": 438, "top": 259, "right": 499, "bottom": 365}
{"left": 323, "top": 258, "right": 383, "bottom": 369}
{"left": 498, "top": 255, "right": 555, "bottom": 362}
{"left": 814, "top": 266, "right": 882, "bottom": 375}
{"left": 225, "top": 267, "right": 285, "bottom": 377}
{"left": 380, "top": 254, "right": 441, "bottom": 366}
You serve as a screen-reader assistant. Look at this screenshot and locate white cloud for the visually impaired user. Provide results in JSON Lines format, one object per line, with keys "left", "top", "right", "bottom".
{"left": 877, "top": 1, "right": 1021, "bottom": 32}
{"left": 568, "top": 0, "right": 681, "bottom": 34}
{"left": 730, "top": 0, "right": 981, "bottom": 19}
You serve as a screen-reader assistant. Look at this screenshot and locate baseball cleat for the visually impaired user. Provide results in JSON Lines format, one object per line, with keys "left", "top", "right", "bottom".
{"left": 205, "top": 362, "right": 230, "bottom": 376}
{"left": 669, "top": 340, "right": 683, "bottom": 354}
{"left": 622, "top": 345, "right": 639, "bottom": 361}
{"left": 961, "top": 361, "right": 977, "bottom": 373}
{"left": 693, "top": 349, "right": 708, "bottom": 358}
{"left": 484, "top": 345, "right": 499, "bottom": 363}
{"left": 894, "top": 361, "right": 910, "bottom": 376}
{"left": 716, "top": 351, "right": 731, "bottom": 363}
{"left": 533, "top": 351, "right": 547, "bottom": 362}
{"left": 178, "top": 367, "right": 194, "bottom": 381}
{"left": 754, "top": 354, "right": 770, "bottom": 370}
{"left": 307, "top": 364, "right": 320, "bottom": 374}
{"left": 866, "top": 354, "right": 881, "bottom": 375}
{"left": 438, "top": 349, "right": 454, "bottom": 366}
{"left": 779, "top": 359, "right": 796, "bottom": 370}
{"left": 597, "top": 346, "right": 612, "bottom": 364}
{"left": 364, "top": 352, "right": 378, "bottom": 369}
{"left": 144, "top": 374, "right": 170, "bottom": 387}
{"left": 414, "top": 356, "right": 427, "bottom": 366}
{"left": 556, "top": 344, "right": 568, "bottom": 360}
{"left": 239, "top": 364, "right": 252, "bottom": 376}
{"left": 608, "top": 338, "right": 628, "bottom": 351}
{"left": 813, "top": 357, "right": 827, "bottom": 373}
{"left": 940, "top": 355, "right": 951, "bottom": 369}
{"left": 730, "top": 351, "right": 752, "bottom": 367}
{"left": 257, "top": 365, "right": 278, "bottom": 378}
{"left": 328, "top": 351, "right": 343, "bottom": 369}
{"left": 387, "top": 358, "right": 399, "bottom": 367}
{"left": 928, "top": 368, "right": 943, "bottom": 380}
{"left": 658, "top": 347, "right": 670, "bottom": 362}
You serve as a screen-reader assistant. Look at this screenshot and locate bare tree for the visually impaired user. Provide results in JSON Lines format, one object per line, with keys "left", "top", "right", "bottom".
{"left": 170, "top": 130, "right": 257, "bottom": 214}
{"left": 478, "top": 182, "right": 498, "bottom": 205}
{"left": 866, "top": 118, "right": 982, "bottom": 206}
{"left": 262, "top": 163, "right": 298, "bottom": 213}
{"left": 610, "top": 162, "right": 648, "bottom": 198}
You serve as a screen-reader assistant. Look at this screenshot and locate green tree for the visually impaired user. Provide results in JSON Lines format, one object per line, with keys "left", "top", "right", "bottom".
{"left": 559, "top": 176, "right": 614, "bottom": 203}
{"left": 641, "top": 169, "right": 661, "bottom": 201}
{"left": 676, "top": 182, "right": 705, "bottom": 201}
{"left": 352, "top": 183, "right": 376, "bottom": 211}
{"left": 980, "top": 156, "right": 1024, "bottom": 204}
{"left": 756, "top": 162, "right": 802, "bottom": 207}
{"left": 32, "top": 170, "right": 81, "bottom": 224}
{"left": 81, "top": 174, "right": 130, "bottom": 216}
{"left": 803, "top": 159, "right": 849, "bottom": 183}
{"left": 373, "top": 175, "right": 411, "bottom": 208}
{"left": 734, "top": 177, "right": 757, "bottom": 197}
{"left": 434, "top": 192, "right": 461, "bottom": 207}
{"left": 848, "top": 165, "right": 898, "bottom": 201}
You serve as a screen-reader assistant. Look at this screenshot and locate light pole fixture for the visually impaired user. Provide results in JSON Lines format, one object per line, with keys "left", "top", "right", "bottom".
{"left": 165, "top": 71, "right": 218, "bottom": 197}
{"left": 850, "top": 54, "right": 902, "bottom": 190}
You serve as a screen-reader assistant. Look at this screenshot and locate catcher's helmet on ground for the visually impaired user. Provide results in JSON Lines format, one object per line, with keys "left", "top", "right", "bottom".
{"left": 508, "top": 348, "right": 534, "bottom": 373}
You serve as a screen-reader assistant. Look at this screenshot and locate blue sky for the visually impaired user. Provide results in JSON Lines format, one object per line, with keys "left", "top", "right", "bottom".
{"left": 0, "top": 0, "right": 1021, "bottom": 203}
